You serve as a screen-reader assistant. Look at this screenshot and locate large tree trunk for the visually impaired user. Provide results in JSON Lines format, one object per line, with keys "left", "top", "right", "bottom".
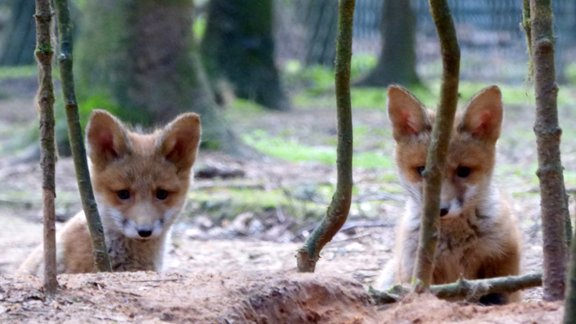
{"left": 75, "top": 0, "right": 238, "bottom": 152}
{"left": 357, "top": 0, "right": 420, "bottom": 87}
{"left": 201, "top": 0, "right": 289, "bottom": 111}
{"left": 1, "top": 0, "right": 36, "bottom": 66}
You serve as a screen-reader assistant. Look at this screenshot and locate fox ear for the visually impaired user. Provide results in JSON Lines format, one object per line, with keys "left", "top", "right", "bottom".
{"left": 387, "top": 85, "right": 431, "bottom": 141}
{"left": 86, "top": 109, "right": 131, "bottom": 167}
{"left": 459, "top": 85, "right": 503, "bottom": 142}
{"left": 158, "top": 113, "right": 201, "bottom": 171}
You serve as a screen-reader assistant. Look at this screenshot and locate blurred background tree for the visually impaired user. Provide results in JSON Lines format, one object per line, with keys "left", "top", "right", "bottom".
{"left": 201, "top": 0, "right": 289, "bottom": 111}
{"left": 0, "top": 0, "right": 35, "bottom": 66}
{"left": 1, "top": 0, "right": 576, "bottom": 155}
{"left": 356, "top": 0, "right": 420, "bottom": 87}
{"left": 302, "top": 0, "right": 337, "bottom": 67}
{"left": 74, "top": 0, "right": 238, "bottom": 152}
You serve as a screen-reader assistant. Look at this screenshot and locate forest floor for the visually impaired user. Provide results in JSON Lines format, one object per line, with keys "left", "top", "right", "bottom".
{"left": 0, "top": 76, "right": 574, "bottom": 322}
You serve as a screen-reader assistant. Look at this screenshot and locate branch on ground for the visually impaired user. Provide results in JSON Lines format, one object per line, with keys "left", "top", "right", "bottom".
{"left": 371, "top": 273, "right": 543, "bottom": 304}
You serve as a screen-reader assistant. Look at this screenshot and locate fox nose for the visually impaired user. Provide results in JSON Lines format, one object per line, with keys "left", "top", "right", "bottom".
{"left": 440, "top": 207, "right": 449, "bottom": 217}
{"left": 138, "top": 229, "right": 153, "bottom": 238}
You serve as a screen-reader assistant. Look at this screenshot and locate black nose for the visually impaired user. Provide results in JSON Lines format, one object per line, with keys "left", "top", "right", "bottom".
{"left": 440, "top": 208, "right": 449, "bottom": 217}
{"left": 138, "top": 229, "right": 153, "bottom": 238}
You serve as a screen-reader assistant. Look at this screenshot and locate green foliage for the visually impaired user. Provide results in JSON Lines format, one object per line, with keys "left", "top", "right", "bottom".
{"left": 285, "top": 60, "right": 576, "bottom": 111}
{"left": 229, "top": 98, "right": 267, "bottom": 114}
{"left": 79, "top": 91, "right": 155, "bottom": 127}
{"left": 566, "top": 63, "right": 576, "bottom": 84}
{"left": 193, "top": 15, "right": 207, "bottom": 40}
{"left": 0, "top": 65, "right": 37, "bottom": 79}
{"left": 351, "top": 54, "right": 377, "bottom": 79}
{"left": 79, "top": 93, "right": 125, "bottom": 126}
{"left": 283, "top": 55, "right": 377, "bottom": 95}
{"left": 243, "top": 129, "right": 394, "bottom": 169}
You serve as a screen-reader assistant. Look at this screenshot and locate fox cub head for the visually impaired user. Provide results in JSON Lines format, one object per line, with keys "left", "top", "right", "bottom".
{"left": 387, "top": 85, "right": 503, "bottom": 219}
{"left": 86, "top": 110, "right": 201, "bottom": 240}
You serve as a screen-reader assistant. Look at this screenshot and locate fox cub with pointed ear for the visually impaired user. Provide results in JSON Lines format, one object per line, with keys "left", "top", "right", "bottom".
{"left": 19, "top": 110, "right": 201, "bottom": 274}
{"left": 375, "top": 85, "right": 521, "bottom": 305}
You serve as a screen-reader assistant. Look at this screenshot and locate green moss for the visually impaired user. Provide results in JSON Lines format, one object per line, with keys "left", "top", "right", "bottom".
{"left": 187, "top": 187, "right": 326, "bottom": 221}
{"left": 193, "top": 188, "right": 289, "bottom": 210}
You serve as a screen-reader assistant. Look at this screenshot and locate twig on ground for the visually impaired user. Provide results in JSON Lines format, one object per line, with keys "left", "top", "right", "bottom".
{"left": 371, "top": 272, "right": 543, "bottom": 304}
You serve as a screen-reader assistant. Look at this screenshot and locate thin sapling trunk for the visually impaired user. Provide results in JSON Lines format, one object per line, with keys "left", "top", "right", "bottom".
{"left": 297, "top": 0, "right": 355, "bottom": 272}
{"left": 34, "top": 0, "right": 58, "bottom": 294}
{"left": 413, "top": 0, "right": 460, "bottom": 292}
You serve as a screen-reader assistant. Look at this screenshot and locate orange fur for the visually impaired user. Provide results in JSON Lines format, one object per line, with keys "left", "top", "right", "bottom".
{"left": 19, "top": 110, "right": 201, "bottom": 275}
{"left": 375, "top": 85, "right": 521, "bottom": 304}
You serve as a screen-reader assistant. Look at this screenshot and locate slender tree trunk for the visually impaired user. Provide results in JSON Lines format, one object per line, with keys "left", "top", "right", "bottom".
{"left": 34, "top": 0, "right": 57, "bottom": 294}
{"left": 53, "top": 0, "right": 111, "bottom": 272}
{"left": 297, "top": 0, "right": 355, "bottom": 272}
{"left": 357, "top": 0, "right": 420, "bottom": 87}
{"left": 413, "top": 0, "right": 460, "bottom": 293}
{"left": 524, "top": 0, "right": 569, "bottom": 302}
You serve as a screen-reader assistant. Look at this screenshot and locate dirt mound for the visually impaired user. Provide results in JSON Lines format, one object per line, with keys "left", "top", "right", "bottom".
{"left": 0, "top": 271, "right": 563, "bottom": 323}
{"left": 382, "top": 294, "right": 562, "bottom": 323}
{"left": 1, "top": 271, "right": 376, "bottom": 323}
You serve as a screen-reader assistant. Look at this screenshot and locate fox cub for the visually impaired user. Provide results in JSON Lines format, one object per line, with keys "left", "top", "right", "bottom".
{"left": 376, "top": 85, "right": 521, "bottom": 304}
{"left": 19, "top": 110, "right": 201, "bottom": 274}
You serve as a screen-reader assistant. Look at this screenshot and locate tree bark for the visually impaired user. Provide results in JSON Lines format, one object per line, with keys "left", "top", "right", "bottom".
{"left": 413, "top": 0, "right": 460, "bottom": 293}
{"left": 201, "top": 0, "right": 289, "bottom": 111}
{"left": 53, "top": 0, "right": 111, "bottom": 272}
{"left": 524, "top": 0, "right": 569, "bottom": 302}
{"left": 297, "top": 0, "right": 354, "bottom": 273}
{"left": 371, "top": 273, "right": 542, "bottom": 304}
{"left": 75, "top": 0, "right": 240, "bottom": 153}
{"left": 34, "top": 0, "right": 57, "bottom": 294}
{"left": 356, "top": 0, "right": 420, "bottom": 87}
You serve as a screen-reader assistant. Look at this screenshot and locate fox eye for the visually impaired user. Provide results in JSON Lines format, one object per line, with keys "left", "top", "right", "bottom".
{"left": 156, "top": 189, "right": 169, "bottom": 200}
{"left": 116, "top": 189, "right": 131, "bottom": 200}
{"left": 456, "top": 166, "right": 472, "bottom": 178}
{"left": 415, "top": 166, "right": 425, "bottom": 177}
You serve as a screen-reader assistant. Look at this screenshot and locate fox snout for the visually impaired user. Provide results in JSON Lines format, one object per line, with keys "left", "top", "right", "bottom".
{"left": 439, "top": 181, "right": 464, "bottom": 218}
{"left": 121, "top": 217, "right": 165, "bottom": 240}
{"left": 439, "top": 199, "right": 463, "bottom": 218}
